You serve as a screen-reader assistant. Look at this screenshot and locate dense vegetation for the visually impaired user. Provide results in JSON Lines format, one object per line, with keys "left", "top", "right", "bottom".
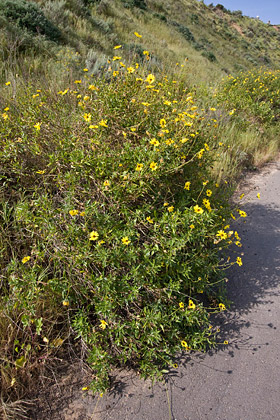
{"left": 0, "top": 0, "right": 279, "bottom": 418}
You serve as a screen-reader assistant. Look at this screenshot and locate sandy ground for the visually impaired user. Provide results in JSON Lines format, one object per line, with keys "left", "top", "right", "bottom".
{"left": 28, "top": 160, "right": 280, "bottom": 420}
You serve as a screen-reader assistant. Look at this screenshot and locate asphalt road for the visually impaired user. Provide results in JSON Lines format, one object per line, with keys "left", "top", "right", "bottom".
{"left": 45, "top": 161, "right": 280, "bottom": 420}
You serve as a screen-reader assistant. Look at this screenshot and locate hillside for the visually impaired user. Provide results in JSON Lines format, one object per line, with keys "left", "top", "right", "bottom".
{"left": 0, "top": 1, "right": 280, "bottom": 419}
{"left": 1, "top": 0, "right": 280, "bottom": 85}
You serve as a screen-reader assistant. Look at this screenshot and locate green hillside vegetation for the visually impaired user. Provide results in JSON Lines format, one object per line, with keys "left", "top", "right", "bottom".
{"left": 0, "top": 0, "right": 279, "bottom": 418}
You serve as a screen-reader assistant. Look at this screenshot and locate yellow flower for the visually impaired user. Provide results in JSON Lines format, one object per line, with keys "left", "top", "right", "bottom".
{"left": 62, "top": 300, "right": 69, "bottom": 306}
{"left": 36, "top": 170, "right": 45, "bottom": 174}
{"left": 184, "top": 181, "right": 190, "bottom": 190}
{"left": 197, "top": 149, "right": 205, "bottom": 159}
{"left": 194, "top": 205, "right": 203, "bottom": 214}
{"left": 257, "top": 193, "right": 260, "bottom": 199}
{"left": 74, "top": 80, "right": 82, "bottom": 84}
{"left": 173, "top": 363, "right": 178, "bottom": 368}
{"left": 69, "top": 209, "right": 79, "bottom": 216}
{"left": 206, "top": 189, "right": 212, "bottom": 197}
{"left": 146, "top": 74, "right": 155, "bottom": 84}
{"left": 22, "top": 256, "right": 31, "bottom": 264}
{"left": 181, "top": 340, "right": 190, "bottom": 349}
{"left": 114, "top": 45, "right": 122, "bottom": 49}
{"left": 103, "top": 180, "right": 110, "bottom": 186}
{"left": 159, "top": 118, "right": 166, "bottom": 128}
{"left": 113, "top": 71, "right": 119, "bottom": 77}
{"left": 136, "top": 163, "right": 143, "bottom": 171}
{"left": 146, "top": 216, "right": 154, "bottom": 224}
{"left": 134, "top": 32, "right": 142, "bottom": 38}
{"left": 83, "top": 113, "right": 91, "bottom": 122}
{"left": 122, "top": 237, "right": 131, "bottom": 245}
{"left": 89, "top": 231, "right": 99, "bottom": 241}
{"left": 113, "top": 56, "right": 121, "bottom": 61}
{"left": 188, "top": 299, "right": 196, "bottom": 309}
{"left": 189, "top": 224, "right": 195, "bottom": 229}
{"left": 5, "top": 81, "right": 11, "bottom": 86}
{"left": 143, "top": 50, "right": 149, "bottom": 55}
{"left": 238, "top": 210, "right": 247, "bottom": 218}
{"left": 179, "top": 302, "right": 184, "bottom": 309}
{"left": 236, "top": 257, "right": 243, "bottom": 266}
{"left": 150, "top": 161, "right": 158, "bottom": 171}
{"left": 224, "top": 340, "right": 229, "bottom": 345}
{"left": 33, "top": 122, "right": 41, "bottom": 131}
{"left": 88, "top": 84, "right": 98, "bottom": 90}
{"left": 4, "top": 107, "right": 9, "bottom": 111}
{"left": 99, "top": 119, "right": 108, "bottom": 127}
{"left": 167, "top": 206, "right": 174, "bottom": 212}
{"left": 127, "top": 67, "right": 135, "bottom": 74}
{"left": 100, "top": 320, "right": 108, "bottom": 330}
{"left": 219, "top": 303, "right": 226, "bottom": 311}
{"left": 83, "top": 68, "right": 88, "bottom": 72}
{"left": 150, "top": 138, "right": 160, "bottom": 147}
{"left": 163, "top": 202, "right": 169, "bottom": 207}
{"left": 216, "top": 230, "right": 227, "bottom": 240}
{"left": 80, "top": 211, "right": 85, "bottom": 217}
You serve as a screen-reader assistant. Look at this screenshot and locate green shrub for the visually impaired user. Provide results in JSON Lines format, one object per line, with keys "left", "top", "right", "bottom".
{"left": 217, "top": 69, "right": 280, "bottom": 126}
{"left": 0, "top": 0, "right": 61, "bottom": 42}
{"left": 0, "top": 61, "right": 239, "bottom": 394}
{"left": 202, "top": 50, "right": 217, "bottom": 62}
{"left": 170, "top": 21, "right": 195, "bottom": 42}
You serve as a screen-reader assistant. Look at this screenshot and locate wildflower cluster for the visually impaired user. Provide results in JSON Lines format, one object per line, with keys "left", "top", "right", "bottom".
{"left": 0, "top": 54, "right": 243, "bottom": 394}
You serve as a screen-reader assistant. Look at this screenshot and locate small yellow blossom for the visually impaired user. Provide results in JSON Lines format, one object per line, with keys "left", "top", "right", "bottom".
{"left": 146, "top": 74, "right": 155, "bottom": 84}
{"left": 257, "top": 193, "right": 260, "bottom": 199}
{"left": 74, "top": 80, "right": 82, "bottom": 84}
{"left": 83, "top": 113, "right": 91, "bottom": 122}
{"left": 103, "top": 180, "right": 110, "bottom": 187}
{"left": 136, "top": 163, "right": 143, "bottom": 171}
{"left": 150, "top": 161, "right": 158, "bottom": 171}
{"left": 216, "top": 230, "right": 227, "bottom": 240}
{"left": 238, "top": 210, "right": 247, "bottom": 218}
{"left": 134, "top": 32, "right": 142, "bottom": 38}
{"left": 88, "top": 84, "right": 98, "bottom": 90}
{"left": 62, "top": 300, "right": 69, "bottom": 306}
{"left": 206, "top": 189, "right": 212, "bottom": 197}
{"left": 146, "top": 216, "right": 154, "bottom": 224}
{"left": 184, "top": 181, "right": 191, "bottom": 190}
{"left": 127, "top": 67, "right": 135, "bottom": 74}
{"left": 122, "top": 237, "right": 131, "bottom": 245}
{"left": 89, "top": 231, "right": 99, "bottom": 241}
{"left": 100, "top": 320, "right": 108, "bottom": 330}
{"left": 219, "top": 303, "right": 226, "bottom": 311}
{"left": 181, "top": 340, "right": 188, "bottom": 348}
{"left": 69, "top": 209, "right": 79, "bottom": 216}
{"left": 113, "top": 71, "right": 119, "bottom": 77}
{"left": 173, "top": 363, "right": 178, "bottom": 368}
{"left": 167, "top": 206, "right": 174, "bottom": 212}
{"left": 5, "top": 81, "right": 11, "bottom": 86}
{"left": 80, "top": 211, "right": 85, "bottom": 217}
{"left": 236, "top": 257, "right": 243, "bottom": 266}
{"left": 99, "top": 119, "right": 108, "bottom": 128}
{"left": 224, "top": 340, "right": 229, "bottom": 345}
{"left": 114, "top": 45, "right": 122, "bottom": 49}
{"left": 189, "top": 224, "right": 195, "bottom": 229}
{"left": 22, "top": 256, "right": 31, "bottom": 264}
{"left": 179, "top": 302, "right": 184, "bottom": 309}
{"left": 83, "top": 68, "right": 88, "bottom": 72}
{"left": 188, "top": 299, "right": 196, "bottom": 309}
{"left": 150, "top": 138, "right": 160, "bottom": 147}
{"left": 36, "top": 170, "right": 45, "bottom": 174}
{"left": 163, "top": 202, "right": 169, "bottom": 207}
{"left": 194, "top": 205, "right": 203, "bottom": 214}
{"left": 33, "top": 122, "right": 41, "bottom": 131}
